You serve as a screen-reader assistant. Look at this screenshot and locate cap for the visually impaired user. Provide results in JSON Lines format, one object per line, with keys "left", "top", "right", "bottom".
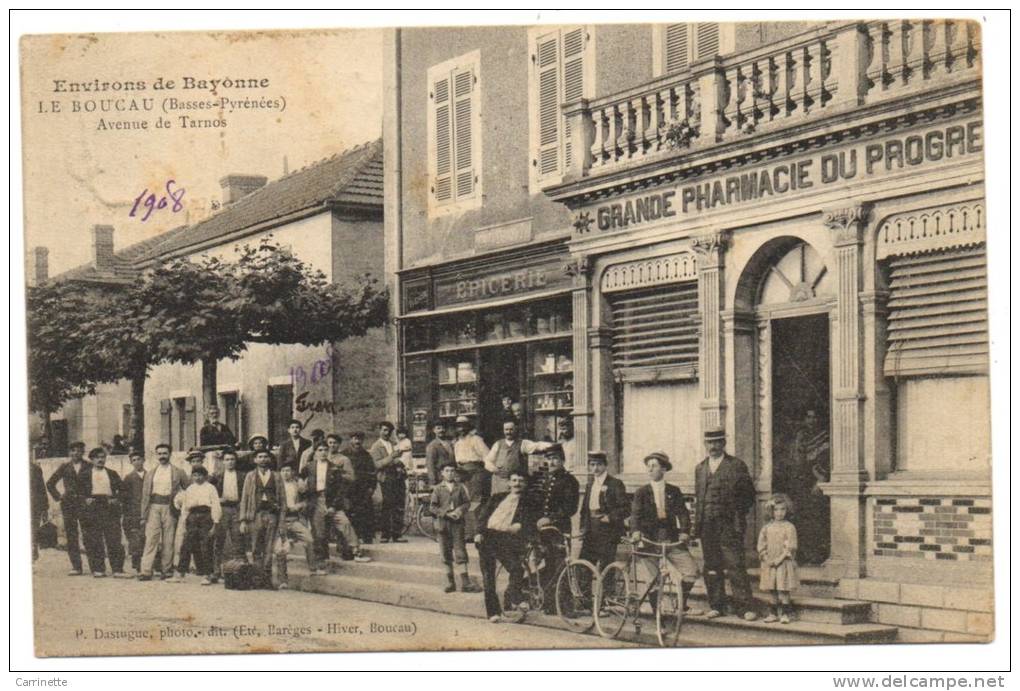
{"left": 542, "top": 443, "right": 565, "bottom": 460}
{"left": 643, "top": 451, "right": 673, "bottom": 472}
{"left": 455, "top": 415, "right": 471, "bottom": 425}
{"left": 704, "top": 427, "right": 726, "bottom": 442}
{"left": 247, "top": 434, "right": 269, "bottom": 447}
{"left": 185, "top": 449, "right": 206, "bottom": 462}
{"left": 587, "top": 450, "right": 608, "bottom": 464}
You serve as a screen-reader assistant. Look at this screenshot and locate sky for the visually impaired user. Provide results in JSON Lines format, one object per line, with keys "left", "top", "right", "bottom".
{"left": 20, "top": 28, "right": 383, "bottom": 275}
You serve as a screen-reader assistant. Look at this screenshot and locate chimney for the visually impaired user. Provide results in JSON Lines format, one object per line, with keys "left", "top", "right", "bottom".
{"left": 28, "top": 246, "right": 49, "bottom": 286}
{"left": 92, "top": 224, "right": 115, "bottom": 271}
{"left": 219, "top": 174, "right": 268, "bottom": 205}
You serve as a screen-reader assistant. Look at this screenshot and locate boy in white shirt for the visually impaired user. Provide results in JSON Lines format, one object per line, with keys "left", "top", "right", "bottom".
{"left": 174, "top": 465, "right": 221, "bottom": 585}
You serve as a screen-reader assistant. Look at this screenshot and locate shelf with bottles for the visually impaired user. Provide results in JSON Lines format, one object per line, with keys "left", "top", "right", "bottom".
{"left": 437, "top": 358, "right": 478, "bottom": 385}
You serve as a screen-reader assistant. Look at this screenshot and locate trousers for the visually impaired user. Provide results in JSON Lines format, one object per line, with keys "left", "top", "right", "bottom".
{"left": 578, "top": 524, "right": 620, "bottom": 597}
{"left": 379, "top": 478, "right": 406, "bottom": 540}
{"left": 348, "top": 483, "right": 376, "bottom": 543}
{"left": 476, "top": 530, "right": 527, "bottom": 618}
{"left": 60, "top": 502, "right": 86, "bottom": 572}
{"left": 251, "top": 510, "right": 279, "bottom": 587}
{"left": 309, "top": 495, "right": 331, "bottom": 562}
{"left": 141, "top": 504, "right": 177, "bottom": 576}
{"left": 122, "top": 513, "right": 144, "bottom": 572}
{"left": 179, "top": 511, "right": 215, "bottom": 576}
{"left": 700, "top": 517, "right": 754, "bottom": 613}
{"left": 214, "top": 505, "right": 245, "bottom": 576}
{"left": 276, "top": 515, "right": 317, "bottom": 582}
{"left": 327, "top": 509, "right": 360, "bottom": 554}
{"left": 81, "top": 497, "right": 125, "bottom": 574}
{"left": 437, "top": 520, "right": 469, "bottom": 569}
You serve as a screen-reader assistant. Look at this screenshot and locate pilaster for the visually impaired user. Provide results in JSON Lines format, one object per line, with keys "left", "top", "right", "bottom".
{"left": 691, "top": 230, "right": 730, "bottom": 434}
{"left": 564, "top": 256, "right": 594, "bottom": 472}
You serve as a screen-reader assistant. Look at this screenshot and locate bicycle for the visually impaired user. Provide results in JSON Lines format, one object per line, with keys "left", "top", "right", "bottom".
{"left": 491, "top": 533, "right": 546, "bottom": 623}
{"left": 401, "top": 472, "right": 437, "bottom": 541}
{"left": 595, "top": 537, "right": 687, "bottom": 647}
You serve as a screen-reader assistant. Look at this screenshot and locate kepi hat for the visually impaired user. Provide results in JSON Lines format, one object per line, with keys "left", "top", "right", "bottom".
{"left": 587, "top": 450, "right": 608, "bottom": 464}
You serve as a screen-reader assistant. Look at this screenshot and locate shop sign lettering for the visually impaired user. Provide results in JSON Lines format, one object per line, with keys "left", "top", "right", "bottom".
{"left": 578, "top": 120, "right": 983, "bottom": 235}
{"left": 434, "top": 257, "right": 570, "bottom": 307}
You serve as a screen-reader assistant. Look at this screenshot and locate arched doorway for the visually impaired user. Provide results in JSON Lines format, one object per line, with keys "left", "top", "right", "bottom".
{"left": 745, "top": 238, "right": 835, "bottom": 565}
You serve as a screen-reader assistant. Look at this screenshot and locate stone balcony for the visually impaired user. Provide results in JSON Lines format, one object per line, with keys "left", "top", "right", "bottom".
{"left": 550, "top": 20, "right": 982, "bottom": 202}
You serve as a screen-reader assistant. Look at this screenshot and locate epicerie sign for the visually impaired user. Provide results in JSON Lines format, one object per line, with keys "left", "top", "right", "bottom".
{"left": 434, "top": 257, "right": 570, "bottom": 307}
{"left": 578, "top": 120, "right": 983, "bottom": 235}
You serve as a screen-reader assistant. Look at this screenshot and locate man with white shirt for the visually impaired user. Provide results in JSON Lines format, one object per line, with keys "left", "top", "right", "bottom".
{"left": 484, "top": 420, "right": 552, "bottom": 495}
{"left": 693, "top": 427, "right": 757, "bottom": 621}
{"left": 301, "top": 440, "right": 339, "bottom": 564}
{"left": 275, "top": 465, "right": 321, "bottom": 587}
{"left": 474, "top": 471, "right": 536, "bottom": 622}
{"left": 174, "top": 465, "right": 222, "bottom": 585}
{"left": 578, "top": 451, "right": 629, "bottom": 578}
{"left": 371, "top": 421, "right": 407, "bottom": 543}
{"left": 213, "top": 447, "right": 247, "bottom": 581}
{"left": 45, "top": 441, "right": 90, "bottom": 575}
{"left": 630, "top": 452, "right": 699, "bottom": 610}
{"left": 139, "top": 443, "right": 189, "bottom": 581}
{"left": 78, "top": 447, "right": 128, "bottom": 578}
{"left": 239, "top": 449, "right": 286, "bottom": 588}
{"left": 298, "top": 429, "right": 326, "bottom": 474}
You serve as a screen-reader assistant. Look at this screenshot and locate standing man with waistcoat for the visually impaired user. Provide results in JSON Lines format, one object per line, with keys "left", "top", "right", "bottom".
{"left": 370, "top": 421, "right": 407, "bottom": 543}
{"left": 239, "top": 449, "right": 286, "bottom": 588}
{"left": 45, "top": 440, "right": 90, "bottom": 575}
{"left": 694, "top": 427, "right": 758, "bottom": 621}
{"left": 484, "top": 419, "right": 552, "bottom": 495}
{"left": 578, "top": 451, "right": 629, "bottom": 584}
{"left": 213, "top": 447, "right": 247, "bottom": 580}
{"left": 424, "top": 421, "right": 454, "bottom": 485}
{"left": 121, "top": 449, "right": 147, "bottom": 575}
{"left": 139, "top": 443, "right": 189, "bottom": 580}
{"left": 532, "top": 444, "right": 580, "bottom": 613}
{"left": 78, "top": 447, "right": 128, "bottom": 578}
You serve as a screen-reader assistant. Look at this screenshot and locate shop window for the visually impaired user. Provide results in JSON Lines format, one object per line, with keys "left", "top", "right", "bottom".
{"left": 884, "top": 246, "right": 988, "bottom": 377}
{"left": 437, "top": 356, "right": 478, "bottom": 420}
{"left": 529, "top": 341, "right": 573, "bottom": 442}
{"left": 529, "top": 25, "right": 594, "bottom": 189}
{"left": 427, "top": 51, "right": 481, "bottom": 216}
{"left": 608, "top": 282, "right": 700, "bottom": 373}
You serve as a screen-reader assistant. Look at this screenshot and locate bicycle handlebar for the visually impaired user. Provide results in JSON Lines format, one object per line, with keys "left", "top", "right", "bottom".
{"left": 623, "top": 536, "right": 689, "bottom": 548}
{"left": 537, "top": 525, "right": 587, "bottom": 540}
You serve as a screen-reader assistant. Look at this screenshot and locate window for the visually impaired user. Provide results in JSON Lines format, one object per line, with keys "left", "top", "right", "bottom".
{"left": 653, "top": 23, "right": 731, "bottom": 76}
{"left": 529, "top": 25, "right": 594, "bottom": 189}
{"left": 427, "top": 51, "right": 481, "bottom": 215}
{"left": 219, "top": 391, "right": 242, "bottom": 442}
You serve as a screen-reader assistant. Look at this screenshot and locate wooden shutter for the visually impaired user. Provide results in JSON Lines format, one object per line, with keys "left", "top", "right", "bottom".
{"left": 695, "top": 23, "right": 720, "bottom": 59}
{"left": 452, "top": 67, "right": 475, "bottom": 199}
{"left": 184, "top": 396, "right": 198, "bottom": 449}
{"left": 884, "top": 247, "right": 988, "bottom": 377}
{"left": 432, "top": 73, "right": 453, "bottom": 203}
{"left": 609, "top": 282, "right": 700, "bottom": 371}
{"left": 665, "top": 24, "right": 690, "bottom": 73}
{"left": 536, "top": 31, "right": 561, "bottom": 178}
{"left": 159, "top": 399, "right": 172, "bottom": 447}
{"left": 562, "top": 27, "right": 585, "bottom": 170}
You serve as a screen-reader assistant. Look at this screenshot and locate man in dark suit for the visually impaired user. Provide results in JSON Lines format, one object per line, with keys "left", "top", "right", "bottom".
{"left": 578, "top": 450, "right": 629, "bottom": 578}
{"left": 630, "top": 451, "right": 699, "bottom": 608}
{"left": 694, "top": 427, "right": 757, "bottom": 621}
{"left": 30, "top": 457, "right": 49, "bottom": 561}
{"left": 531, "top": 444, "right": 579, "bottom": 612}
{"left": 424, "top": 422, "right": 454, "bottom": 485}
{"left": 121, "top": 449, "right": 147, "bottom": 574}
{"left": 45, "top": 440, "right": 90, "bottom": 575}
{"left": 199, "top": 405, "right": 236, "bottom": 448}
{"left": 474, "top": 470, "right": 536, "bottom": 622}
{"left": 78, "top": 447, "right": 127, "bottom": 578}
{"left": 276, "top": 419, "right": 310, "bottom": 472}
{"left": 345, "top": 431, "right": 378, "bottom": 544}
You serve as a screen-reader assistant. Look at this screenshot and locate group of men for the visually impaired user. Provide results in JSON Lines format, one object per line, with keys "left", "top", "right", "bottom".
{"left": 42, "top": 414, "right": 421, "bottom": 589}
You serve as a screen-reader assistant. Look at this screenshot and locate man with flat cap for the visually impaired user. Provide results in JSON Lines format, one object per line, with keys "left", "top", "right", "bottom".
{"left": 630, "top": 451, "right": 699, "bottom": 610}
{"left": 694, "top": 427, "right": 758, "bottom": 621}
{"left": 578, "top": 450, "right": 629, "bottom": 581}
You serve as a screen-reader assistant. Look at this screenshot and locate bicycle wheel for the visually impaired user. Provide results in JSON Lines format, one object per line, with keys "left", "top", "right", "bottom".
{"left": 595, "top": 562, "right": 632, "bottom": 639}
{"left": 655, "top": 570, "right": 684, "bottom": 647}
{"left": 400, "top": 494, "right": 416, "bottom": 536}
{"left": 523, "top": 544, "right": 545, "bottom": 613}
{"left": 555, "top": 559, "right": 598, "bottom": 632}
{"left": 415, "top": 502, "right": 437, "bottom": 541}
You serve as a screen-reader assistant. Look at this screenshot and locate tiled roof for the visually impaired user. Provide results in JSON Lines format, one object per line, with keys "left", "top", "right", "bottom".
{"left": 52, "top": 139, "right": 382, "bottom": 284}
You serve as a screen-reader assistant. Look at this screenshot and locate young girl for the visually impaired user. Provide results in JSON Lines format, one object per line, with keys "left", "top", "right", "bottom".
{"left": 758, "top": 493, "right": 799, "bottom": 624}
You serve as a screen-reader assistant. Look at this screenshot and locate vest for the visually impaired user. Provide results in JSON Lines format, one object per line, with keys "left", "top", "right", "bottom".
{"left": 256, "top": 472, "right": 279, "bottom": 512}
{"left": 493, "top": 440, "right": 525, "bottom": 476}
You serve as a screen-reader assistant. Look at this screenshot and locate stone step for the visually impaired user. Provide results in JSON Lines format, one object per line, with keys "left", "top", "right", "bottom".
{"left": 685, "top": 586, "right": 871, "bottom": 625}
{"left": 284, "top": 560, "right": 897, "bottom": 647}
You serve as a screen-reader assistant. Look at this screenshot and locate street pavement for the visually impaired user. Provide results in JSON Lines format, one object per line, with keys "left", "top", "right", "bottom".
{"left": 30, "top": 550, "right": 626, "bottom": 657}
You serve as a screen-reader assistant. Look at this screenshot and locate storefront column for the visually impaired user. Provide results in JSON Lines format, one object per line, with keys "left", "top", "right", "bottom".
{"left": 692, "top": 231, "right": 730, "bottom": 434}
{"left": 861, "top": 290, "right": 894, "bottom": 480}
{"left": 721, "top": 309, "right": 757, "bottom": 474}
{"left": 821, "top": 204, "right": 871, "bottom": 578}
{"left": 564, "top": 256, "right": 594, "bottom": 473}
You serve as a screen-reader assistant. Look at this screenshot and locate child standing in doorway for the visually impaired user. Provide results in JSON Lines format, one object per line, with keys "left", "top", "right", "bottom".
{"left": 757, "top": 493, "right": 799, "bottom": 624}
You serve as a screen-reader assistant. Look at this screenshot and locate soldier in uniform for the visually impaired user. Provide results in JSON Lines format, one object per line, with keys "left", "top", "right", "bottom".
{"left": 694, "top": 427, "right": 758, "bottom": 621}
{"left": 531, "top": 444, "right": 580, "bottom": 613}
{"left": 45, "top": 441, "right": 91, "bottom": 575}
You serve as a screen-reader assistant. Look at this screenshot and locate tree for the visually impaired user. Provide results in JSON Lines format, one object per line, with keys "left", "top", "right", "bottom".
{"left": 26, "top": 281, "right": 98, "bottom": 443}
{"left": 146, "top": 237, "right": 389, "bottom": 413}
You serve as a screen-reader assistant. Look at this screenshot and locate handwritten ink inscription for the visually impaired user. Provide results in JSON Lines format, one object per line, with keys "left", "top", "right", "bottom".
{"left": 290, "top": 343, "right": 334, "bottom": 390}
{"left": 129, "top": 180, "right": 185, "bottom": 222}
